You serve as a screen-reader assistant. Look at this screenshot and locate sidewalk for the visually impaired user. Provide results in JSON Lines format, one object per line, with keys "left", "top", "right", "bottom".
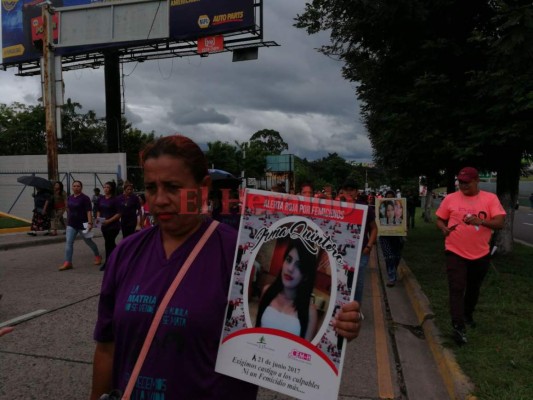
{"left": 0, "top": 228, "right": 103, "bottom": 251}
{"left": 0, "top": 230, "right": 475, "bottom": 399}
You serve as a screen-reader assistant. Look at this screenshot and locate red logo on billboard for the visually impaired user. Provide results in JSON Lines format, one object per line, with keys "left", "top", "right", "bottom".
{"left": 197, "top": 35, "right": 224, "bottom": 54}
{"left": 31, "top": 15, "right": 59, "bottom": 43}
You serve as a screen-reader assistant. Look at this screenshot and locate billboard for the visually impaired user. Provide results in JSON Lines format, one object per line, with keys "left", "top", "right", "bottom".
{"left": 266, "top": 154, "right": 294, "bottom": 173}
{"left": 1, "top": 0, "right": 255, "bottom": 66}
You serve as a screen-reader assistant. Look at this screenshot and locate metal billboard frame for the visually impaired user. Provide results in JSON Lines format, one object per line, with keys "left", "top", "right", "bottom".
{"left": 1, "top": 0, "right": 277, "bottom": 76}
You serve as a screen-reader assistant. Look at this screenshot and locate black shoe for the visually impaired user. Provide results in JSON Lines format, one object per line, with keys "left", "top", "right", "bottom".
{"left": 464, "top": 314, "right": 477, "bottom": 328}
{"left": 452, "top": 325, "right": 467, "bottom": 345}
{"left": 99, "top": 263, "right": 106, "bottom": 272}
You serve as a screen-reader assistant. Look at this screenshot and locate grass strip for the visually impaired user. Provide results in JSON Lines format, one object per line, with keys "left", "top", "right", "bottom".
{"left": 402, "top": 211, "right": 533, "bottom": 400}
{"left": 0, "top": 216, "right": 31, "bottom": 229}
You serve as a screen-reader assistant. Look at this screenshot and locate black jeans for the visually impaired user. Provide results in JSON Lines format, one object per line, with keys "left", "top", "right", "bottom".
{"left": 102, "top": 227, "right": 120, "bottom": 262}
{"left": 121, "top": 224, "right": 136, "bottom": 239}
{"left": 445, "top": 251, "right": 490, "bottom": 327}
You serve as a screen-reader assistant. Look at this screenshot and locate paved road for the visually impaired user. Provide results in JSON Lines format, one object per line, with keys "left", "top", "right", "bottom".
{"left": 0, "top": 232, "right": 460, "bottom": 400}
{"left": 513, "top": 207, "right": 533, "bottom": 246}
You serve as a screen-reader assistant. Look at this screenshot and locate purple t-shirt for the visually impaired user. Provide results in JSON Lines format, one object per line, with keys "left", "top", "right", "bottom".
{"left": 94, "top": 219, "right": 257, "bottom": 399}
{"left": 356, "top": 199, "right": 375, "bottom": 250}
{"left": 118, "top": 194, "right": 141, "bottom": 228}
{"left": 67, "top": 193, "right": 92, "bottom": 230}
{"left": 98, "top": 196, "right": 121, "bottom": 231}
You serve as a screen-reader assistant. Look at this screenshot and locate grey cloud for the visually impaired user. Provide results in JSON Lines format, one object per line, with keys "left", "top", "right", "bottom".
{"left": 0, "top": 0, "right": 372, "bottom": 163}
{"left": 168, "top": 107, "right": 231, "bottom": 126}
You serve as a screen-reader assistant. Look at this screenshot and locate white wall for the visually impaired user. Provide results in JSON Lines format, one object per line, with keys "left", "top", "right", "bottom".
{"left": 0, "top": 153, "right": 126, "bottom": 220}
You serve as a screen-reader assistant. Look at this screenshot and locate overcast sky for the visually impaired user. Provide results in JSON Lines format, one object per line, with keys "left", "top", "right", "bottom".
{"left": 0, "top": 1, "right": 372, "bottom": 162}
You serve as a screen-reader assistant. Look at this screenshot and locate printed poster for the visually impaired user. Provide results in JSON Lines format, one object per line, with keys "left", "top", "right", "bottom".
{"left": 375, "top": 197, "right": 407, "bottom": 236}
{"left": 215, "top": 189, "right": 368, "bottom": 399}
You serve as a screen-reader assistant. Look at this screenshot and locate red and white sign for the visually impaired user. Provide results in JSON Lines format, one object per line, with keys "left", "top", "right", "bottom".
{"left": 197, "top": 35, "right": 224, "bottom": 54}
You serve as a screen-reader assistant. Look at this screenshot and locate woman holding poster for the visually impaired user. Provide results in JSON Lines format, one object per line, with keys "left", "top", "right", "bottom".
{"left": 378, "top": 191, "right": 405, "bottom": 287}
{"left": 90, "top": 134, "right": 363, "bottom": 400}
{"left": 255, "top": 238, "right": 318, "bottom": 340}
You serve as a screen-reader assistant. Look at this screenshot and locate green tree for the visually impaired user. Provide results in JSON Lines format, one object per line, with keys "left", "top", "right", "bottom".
{"left": 295, "top": 0, "right": 533, "bottom": 253}
{"left": 205, "top": 141, "right": 240, "bottom": 175}
{"left": 59, "top": 99, "right": 106, "bottom": 153}
{"left": 310, "top": 153, "right": 355, "bottom": 190}
{"left": 239, "top": 130, "right": 289, "bottom": 179}
{"left": 0, "top": 102, "right": 46, "bottom": 155}
{"left": 122, "top": 123, "right": 156, "bottom": 189}
{"left": 249, "top": 129, "right": 289, "bottom": 155}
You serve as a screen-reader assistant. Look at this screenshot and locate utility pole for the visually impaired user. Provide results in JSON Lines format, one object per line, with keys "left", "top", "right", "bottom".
{"left": 42, "top": 1, "right": 59, "bottom": 182}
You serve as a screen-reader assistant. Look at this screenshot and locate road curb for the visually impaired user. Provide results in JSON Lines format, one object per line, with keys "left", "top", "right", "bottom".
{"left": 398, "top": 263, "right": 476, "bottom": 400}
{"left": 0, "top": 232, "right": 104, "bottom": 251}
{"left": 0, "top": 236, "right": 66, "bottom": 251}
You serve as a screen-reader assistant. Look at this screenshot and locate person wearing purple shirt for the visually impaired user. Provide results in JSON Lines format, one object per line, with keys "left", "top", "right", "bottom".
{"left": 97, "top": 181, "right": 122, "bottom": 272}
{"left": 59, "top": 180, "right": 101, "bottom": 271}
{"left": 90, "top": 135, "right": 362, "bottom": 399}
{"left": 118, "top": 182, "right": 141, "bottom": 238}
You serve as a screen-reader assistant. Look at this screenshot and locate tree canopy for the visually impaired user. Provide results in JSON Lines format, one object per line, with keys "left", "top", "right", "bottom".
{"left": 295, "top": 0, "right": 533, "bottom": 252}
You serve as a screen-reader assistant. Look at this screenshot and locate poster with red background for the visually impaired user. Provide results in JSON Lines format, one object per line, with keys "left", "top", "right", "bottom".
{"left": 216, "top": 189, "right": 368, "bottom": 399}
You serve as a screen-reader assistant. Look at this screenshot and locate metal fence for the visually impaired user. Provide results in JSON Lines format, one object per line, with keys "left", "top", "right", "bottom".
{"left": 1, "top": 171, "right": 119, "bottom": 221}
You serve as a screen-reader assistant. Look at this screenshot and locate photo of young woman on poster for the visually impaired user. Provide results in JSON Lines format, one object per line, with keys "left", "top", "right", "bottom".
{"left": 250, "top": 235, "right": 331, "bottom": 342}
{"left": 379, "top": 200, "right": 396, "bottom": 225}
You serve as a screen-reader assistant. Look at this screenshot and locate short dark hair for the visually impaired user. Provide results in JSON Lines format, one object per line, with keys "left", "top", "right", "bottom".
{"left": 141, "top": 134, "right": 208, "bottom": 184}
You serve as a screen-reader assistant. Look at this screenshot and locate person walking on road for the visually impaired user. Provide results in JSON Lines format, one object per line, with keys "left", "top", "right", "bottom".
{"left": 59, "top": 180, "right": 102, "bottom": 271}
{"left": 436, "top": 167, "right": 505, "bottom": 345}
{"left": 90, "top": 134, "right": 362, "bottom": 400}
{"left": 118, "top": 181, "right": 141, "bottom": 238}
{"left": 50, "top": 181, "right": 67, "bottom": 236}
{"left": 379, "top": 190, "right": 405, "bottom": 287}
{"left": 96, "top": 181, "right": 121, "bottom": 272}
{"left": 406, "top": 189, "right": 417, "bottom": 229}
{"left": 92, "top": 188, "right": 103, "bottom": 219}
{"left": 27, "top": 187, "right": 52, "bottom": 236}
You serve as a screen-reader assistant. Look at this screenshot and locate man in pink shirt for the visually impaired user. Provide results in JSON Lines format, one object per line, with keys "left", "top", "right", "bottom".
{"left": 436, "top": 167, "right": 505, "bottom": 345}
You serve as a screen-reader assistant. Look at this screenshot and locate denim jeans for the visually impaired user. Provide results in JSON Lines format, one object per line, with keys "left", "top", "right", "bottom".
{"left": 65, "top": 226, "right": 100, "bottom": 263}
{"left": 354, "top": 253, "right": 370, "bottom": 305}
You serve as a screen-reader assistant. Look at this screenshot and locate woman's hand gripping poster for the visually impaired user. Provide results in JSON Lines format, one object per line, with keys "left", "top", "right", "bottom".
{"left": 216, "top": 189, "right": 368, "bottom": 399}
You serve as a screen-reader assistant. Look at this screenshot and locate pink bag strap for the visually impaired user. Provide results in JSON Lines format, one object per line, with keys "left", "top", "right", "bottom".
{"left": 122, "top": 220, "right": 220, "bottom": 399}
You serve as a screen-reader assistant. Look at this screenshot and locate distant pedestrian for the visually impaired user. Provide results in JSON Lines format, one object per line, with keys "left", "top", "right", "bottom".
{"left": 138, "top": 193, "right": 153, "bottom": 229}
{"left": 299, "top": 182, "right": 314, "bottom": 197}
{"left": 118, "top": 181, "right": 141, "bottom": 238}
{"left": 97, "top": 181, "right": 121, "bottom": 272}
{"left": 92, "top": 188, "right": 103, "bottom": 219}
{"left": 436, "top": 167, "right": 505, "bottom": 345}
{"left": 529, "top": 193, "right": 533, "bottom": 209}
{"left": 50, "top": 181, "right": 67, "bottom": 236}
{"left": 59, "top": 180, "right": 102, "bottom": 271}
{"left": 27, "top": 188, "right": 52, "bottom": 236}
{"left": 406, "top": 189, "right": 417, "bottom": 229}
{"left": 378, "top": 190, "right": 404, "bottom": 287}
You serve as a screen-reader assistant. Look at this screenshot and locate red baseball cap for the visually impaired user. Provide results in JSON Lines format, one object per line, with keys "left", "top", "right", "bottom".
{"left": 457, "top": 167, "right": 479, "bottom": 182}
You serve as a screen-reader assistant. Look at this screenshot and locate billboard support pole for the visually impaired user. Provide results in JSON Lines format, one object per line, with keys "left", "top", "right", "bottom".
{"left": 104, "top": 51, "right": 122, "bottom": 153}
{"left": 42, "top": 2, "right": 59, "bottom": 182}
